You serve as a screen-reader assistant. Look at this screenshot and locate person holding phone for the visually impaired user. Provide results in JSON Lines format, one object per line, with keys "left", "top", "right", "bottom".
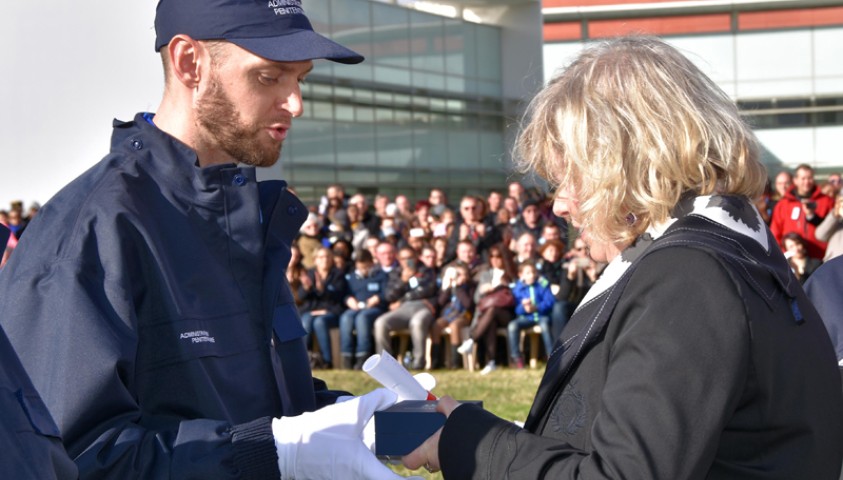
{"left": 770, "top": 163, "right": 833, "bottom": 259}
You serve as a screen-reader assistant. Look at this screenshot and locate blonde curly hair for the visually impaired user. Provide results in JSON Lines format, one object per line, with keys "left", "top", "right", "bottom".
{"left": 515, "top": 36, "right": 766, "bottom": 246}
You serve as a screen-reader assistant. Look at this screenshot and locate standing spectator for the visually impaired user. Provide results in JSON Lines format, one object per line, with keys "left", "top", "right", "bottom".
{"left": 458, "top": 243, "right": 518, "bottom": 374}
{"left": 815, "top": 192, "right": 843, "bottom": 261}
{"left": 373, "top": 247, "right": 438, "bottom": 370}
{"left": 299, "top": 247, "right": 347, "bottom": 369}
{"left": 773, "top": 170, "right": 793, "bottom": 203}
{"left": 782, "top": 232, "right": 822, "bottom": 284}
{"left": 339, "top": 250, "right": 388, "bottom": 370}
{"left": 827, "top": 173, "right": 842, "bottom": 196}
{"left": 5, "top": 208, "right": 26, "bottom": 240}
{"left": 770, "top": 164, "right": 833, "bottom": 259}
{"left": 0, "top": 1, "right": 403, "bottom": 477}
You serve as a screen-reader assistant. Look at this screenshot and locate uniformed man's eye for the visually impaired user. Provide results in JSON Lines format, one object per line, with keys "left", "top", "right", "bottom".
{"left": 259, "top": 75, "right": 279, "bottom": 85}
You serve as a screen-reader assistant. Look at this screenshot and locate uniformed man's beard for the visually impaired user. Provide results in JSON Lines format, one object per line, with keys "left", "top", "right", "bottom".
{"left": 195, "top": 74, "right": 282, "bottom": 168}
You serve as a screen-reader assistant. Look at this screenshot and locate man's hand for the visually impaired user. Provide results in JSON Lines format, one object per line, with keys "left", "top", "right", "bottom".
{"left": 273, "top": 388, "right": 409, "bottom": 479}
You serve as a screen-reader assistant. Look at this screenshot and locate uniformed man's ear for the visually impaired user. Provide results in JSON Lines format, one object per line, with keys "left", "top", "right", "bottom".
{"left": 167, "top": 35, "right": 204, "bottom": 90}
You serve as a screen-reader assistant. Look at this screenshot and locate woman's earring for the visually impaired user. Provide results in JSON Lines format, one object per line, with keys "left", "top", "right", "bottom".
{"left": 626, "top": 213, "right": 637, "bottom": 225}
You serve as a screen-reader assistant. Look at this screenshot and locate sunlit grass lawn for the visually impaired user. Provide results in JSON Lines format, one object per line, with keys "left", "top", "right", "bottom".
{"left": 317, "top": 367, "right": 545, "bottom": 479}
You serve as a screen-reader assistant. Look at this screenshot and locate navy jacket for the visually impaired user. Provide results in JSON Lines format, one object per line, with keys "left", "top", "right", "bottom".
{"left": 439, "top": 196, "right": 843, "bottom": 479}
{"left": 345, "top": 268, "right": 389, "bottom": 304}
{"left": 0, "top": 114, "right": 342, "bottom": 479}
{"left": 0, "top": 224, "right": 78, "bottom": 479}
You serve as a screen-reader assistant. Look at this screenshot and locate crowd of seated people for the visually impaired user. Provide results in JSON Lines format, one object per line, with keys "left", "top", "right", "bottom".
{"left": 287, "top": 182, "right": 612, "bottom": 373}
{"left": 8, "top": 168, "right": 843, "bottom": 372}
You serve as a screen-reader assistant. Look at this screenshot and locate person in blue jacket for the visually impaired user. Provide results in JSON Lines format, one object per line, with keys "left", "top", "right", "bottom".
{"left": 0, "top": 224, "right": 77, "bottom": 480}
{"left": 0, "top": 1, "right": 408, "bottom": 479}
{"left": 340, "top": 249, "right": 389, "bottom": 369}
{"left": 508, "top": 260, "right": 555, "bottom": 368}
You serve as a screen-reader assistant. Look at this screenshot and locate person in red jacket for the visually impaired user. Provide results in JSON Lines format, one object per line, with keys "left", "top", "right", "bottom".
{"left": 770, "top": 163, "right": 834, "bottom": 259}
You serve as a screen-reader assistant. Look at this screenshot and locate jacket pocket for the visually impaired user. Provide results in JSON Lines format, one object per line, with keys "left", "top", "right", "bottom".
{"left": 0, "top": 387, "right": 61, "bottom": 437}
{"left": 138, "top": 311, "right": 264, "bottom": 370}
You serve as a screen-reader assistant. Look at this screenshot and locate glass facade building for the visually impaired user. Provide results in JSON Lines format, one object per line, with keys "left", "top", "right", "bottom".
{"left": 263, "top": 0, "right": 529, "bottom": 203}
{"left": 541, "top": 1, "right": 843, "bottom": 177}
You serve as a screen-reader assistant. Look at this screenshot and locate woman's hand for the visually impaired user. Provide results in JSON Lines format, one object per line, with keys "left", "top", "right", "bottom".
{"left": 402, "top": 396, "right": 460, "bottom": 474}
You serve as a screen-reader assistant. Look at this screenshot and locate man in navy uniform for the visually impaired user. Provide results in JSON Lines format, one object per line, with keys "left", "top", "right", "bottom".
{"left": 0, "top": 1, "right": 406, "bottom": 478}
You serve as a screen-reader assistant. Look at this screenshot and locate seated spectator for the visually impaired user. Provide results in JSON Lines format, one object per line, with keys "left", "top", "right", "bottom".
{"left": 782, "top": 232, "right": 821, "bottom": 284}
{"left": 446, "top": 195, "right": 500, "bottom": 264}
{"left": 331, "top": 239, "right": 353, "bottom": 275}
{"left": 412, "top": 200, "right": 434, "bottom": 235}
{"left": 539, "top": 221, "right": 564, "bottom": 247}
{"left": 429, "top": 264, "right": 476, "bottom": 369}
{"left": 339, "top": 250, "right": 388, "bottom": 370}
{"left": 373, "top": 247, "right": 438, "bottom": 370}
{"left": 556, "top": 237, "right": 604, "bottom": 337}
{"left": 444, "top": 240, "right": 482, "bottom": 279}
{"left": 510, "top": 198, "right": 544, "bottom": 243}
{"left": 287, "top": 244, "right": 306, "bottom": 307}
{"left": 428, "top": 188, "right": 449, "bottom": 218}
{"left": 419, "top": 245, "right": 439, "bottom": 273}
{"left": 297, "top": 212, "right": 324, "bottom": 269}
{"left": 537, "top": 240, "right": 568, "bottom": 335}
{"left": 512, "top": 231, "right": 539, "bottom": 266}
{"left": 508, "top": 261, "right": 555, "bottom": 369}
{"left": 485, "top": 190, "right": 503, "bottom": 224}
{"left": 299, "top": 247, "right": 347, "bottom": 369}
{"left": 432, "top": 236, "right": 449, "bottom": 269}
{"left": 458, "top": 243, "right": 518, "bottom": 374}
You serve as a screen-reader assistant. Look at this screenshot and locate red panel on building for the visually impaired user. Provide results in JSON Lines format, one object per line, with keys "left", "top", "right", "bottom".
{"left": 544, "top": 22, "right": 582, "bottom": 41}
{"left": 587, "top": 14, "right": 731, "bottom": 37}
{"left": 739, "top": 7, "right": 843, "bottom": 30}
{"left": 544, "top": 0, "right": 676, "bottom": 7}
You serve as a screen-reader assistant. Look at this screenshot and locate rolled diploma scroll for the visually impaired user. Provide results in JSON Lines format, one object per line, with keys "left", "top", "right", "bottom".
{"left": 363, "top": 353, "right": 436, "bottom": 401}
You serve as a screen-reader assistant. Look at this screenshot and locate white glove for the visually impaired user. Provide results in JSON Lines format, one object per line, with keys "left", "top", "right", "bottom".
{"left": 273, "top": 388, "right": 406, "bottom": 479}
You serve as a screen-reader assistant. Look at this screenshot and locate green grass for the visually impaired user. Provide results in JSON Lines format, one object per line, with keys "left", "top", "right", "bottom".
{"left": 316, "top": 367, "right": 545, "bottom": 479}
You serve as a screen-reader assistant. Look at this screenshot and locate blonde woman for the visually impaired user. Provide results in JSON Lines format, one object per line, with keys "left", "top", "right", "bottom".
{"left": 406, "top": 36, "right": 843, "bottom": 479}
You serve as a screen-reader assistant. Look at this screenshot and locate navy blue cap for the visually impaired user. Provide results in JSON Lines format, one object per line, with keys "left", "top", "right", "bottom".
{"left": 154, "top": 0, "right": 364, "bottom": 64}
